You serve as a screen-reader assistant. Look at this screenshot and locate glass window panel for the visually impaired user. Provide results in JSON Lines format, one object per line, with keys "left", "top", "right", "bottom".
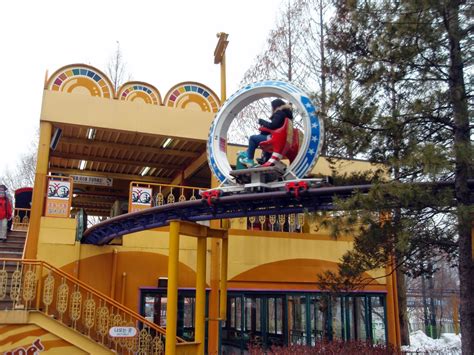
{"left": 317, "top": 296, "right": 330, "bottom": 340}
{"left": 288, "top": 295, "right": 307, "bottom": 345}
{"left": 371, "top": 296, "right": 386, "bottom": 344}
{"left": 346, "top": 297, "right": 355, "bottom": 340}
{"left": 355, "top": 297, "right": 368, "bottom": 341}
{"left": 245, "top": 298, "right": 252, "bottom": 331}
{"left": 159, "top": 296, "right": 167, "bottom": 327}
{"left": 331, "top": 297, "right": 343, "bottom": 339}
{"left": 183, "top": 297, "right": 195, "bottom": 328}
{"left": 236, "top": 297, "right": 242, "bottom": 330}
{"left": 256, "top": 298, "right": 261, "bottom": 331}
{"left": 276, "top": 297, "right": 283, "bottom": 334}
{"left": 230, "top": 298, "right": 236, "bottom": 328}
{"left": 144, "top": 296, "right": 154, "bottom": 321}
{"left": 309, "top": 296, "right": 317, "bottom": 345}
{"left": 268, "top": 298, "right": 276, "bottom": 333}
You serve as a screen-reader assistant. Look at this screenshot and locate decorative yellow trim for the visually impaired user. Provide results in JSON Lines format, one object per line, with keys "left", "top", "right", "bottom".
{"left": 117, "top": 81, "right": 162, "bottom": 105}
{"left": 45, "top": 64, "right": 115, "bottom": 99}
{"left": 163, "top": 81, "right": 221, "bottom": 113}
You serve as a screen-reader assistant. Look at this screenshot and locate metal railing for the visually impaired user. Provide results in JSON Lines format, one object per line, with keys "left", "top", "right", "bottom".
{"left": 246, "top": 213, "right": 306, "bottom": 233}
{"left": 0, "top": 258, "right": 185, "bottom": 354}
{"left": 129, "top": 182, "right": 202, "bottom": 213}
{"left": 11, "top": 208, "right": 31, "bottom": 231}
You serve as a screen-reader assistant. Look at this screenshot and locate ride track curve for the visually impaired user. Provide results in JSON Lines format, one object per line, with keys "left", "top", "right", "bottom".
{"left": 81, "top": 180, "right": 473, "bottom": 245}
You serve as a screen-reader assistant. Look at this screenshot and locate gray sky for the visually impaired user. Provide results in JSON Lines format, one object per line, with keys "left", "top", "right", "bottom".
{"left": 0, "top": 0, "right": 281, "bottom": 173}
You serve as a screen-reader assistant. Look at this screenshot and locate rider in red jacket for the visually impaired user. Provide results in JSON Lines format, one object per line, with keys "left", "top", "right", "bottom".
{"left": 0, "top": 185, "right": 12, "bottom": 240}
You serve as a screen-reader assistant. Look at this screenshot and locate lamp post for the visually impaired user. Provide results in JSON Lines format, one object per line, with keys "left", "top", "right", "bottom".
{"left": 214, "top": 32, "right": 229, "bottom": 102}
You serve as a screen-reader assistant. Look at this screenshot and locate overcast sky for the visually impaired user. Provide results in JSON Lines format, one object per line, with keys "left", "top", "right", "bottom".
{"left": 0, "top": 0, "right": 281, "bottom": 173}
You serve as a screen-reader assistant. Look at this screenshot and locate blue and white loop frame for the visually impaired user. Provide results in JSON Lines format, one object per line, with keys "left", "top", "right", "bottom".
{"left": 207, "top": 80, "right": 324, "bottom": 185}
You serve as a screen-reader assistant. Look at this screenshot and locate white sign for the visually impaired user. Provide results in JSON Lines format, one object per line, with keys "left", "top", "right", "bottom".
{"left": 108, "top": 326, "right": 137, "bottom": 338}
{"left": 131, "top": 187, "right": 152, "bottom": 205}
{"left": 47, "top": 180, "right": 71, "bottom": 200}
{"left": 71, "top": 175, "right": 113, "bottom": 187}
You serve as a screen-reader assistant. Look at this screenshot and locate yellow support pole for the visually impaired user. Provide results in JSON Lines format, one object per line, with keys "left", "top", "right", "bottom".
{"left": 110, "top": 249, "right": 118, "bottom": 299}
{"left": 195, "top": 236, "right": 207, "bottom": 355}
{"left": 165, "top": 221, "right": 180, "bottom": 355}
{"left": 220, "top": 236, "right": 228, "bottom": 320}
{"left": 24, "top": 121, "right": 52, "bottom": 259}
{"left": 220, "top": 54, "right": 226, "bottom": 102}
{"left": 208, "top": 176, "right": 221, "bottom": 355}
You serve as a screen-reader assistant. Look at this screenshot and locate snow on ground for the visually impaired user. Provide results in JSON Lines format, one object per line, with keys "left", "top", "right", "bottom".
{"left": 401, "top": 330, "right": 461, "bottom": 354}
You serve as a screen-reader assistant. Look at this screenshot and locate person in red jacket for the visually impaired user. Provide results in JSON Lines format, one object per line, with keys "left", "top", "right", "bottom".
{"left": 0, "top": 185, "right": 12, "bottom": 240}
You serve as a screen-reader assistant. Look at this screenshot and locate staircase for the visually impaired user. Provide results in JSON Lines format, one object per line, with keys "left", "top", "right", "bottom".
{"left": 0, "top": 230, "right": 26, "bottom": 311}
{"left": 0, "top": 258, "right": 183, "bottom": 354}
{"left": 0, "top": 230, "right": 26, "bottom": 259}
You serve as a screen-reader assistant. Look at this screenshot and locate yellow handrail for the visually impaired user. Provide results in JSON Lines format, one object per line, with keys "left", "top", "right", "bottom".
{"left": 0, "top": 257, "right": 185, "bottom": 353}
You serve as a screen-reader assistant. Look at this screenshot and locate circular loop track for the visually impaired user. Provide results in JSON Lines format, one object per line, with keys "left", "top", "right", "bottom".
{"left": 207, "top": 80, "right": 324, "bottom": 185}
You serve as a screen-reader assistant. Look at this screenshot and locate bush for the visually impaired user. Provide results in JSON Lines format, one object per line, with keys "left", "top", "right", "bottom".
{"left": 248, "top": 340, "right": 398, "bottom": 354}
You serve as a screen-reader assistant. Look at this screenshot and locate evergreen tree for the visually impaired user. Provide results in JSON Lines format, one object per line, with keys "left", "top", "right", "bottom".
{"left": 321, "top": 0, "right": 472, "bottom": 351}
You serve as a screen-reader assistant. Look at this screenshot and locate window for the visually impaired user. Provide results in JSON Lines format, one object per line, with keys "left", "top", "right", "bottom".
{"left": 140, "top": 289, "right": 387, "bottom": 352}
{"left": 370, "top": 296, "right": 387, "bottom": 344}
{"left": 288, "top": 295, "right": 307, "bottom": 345}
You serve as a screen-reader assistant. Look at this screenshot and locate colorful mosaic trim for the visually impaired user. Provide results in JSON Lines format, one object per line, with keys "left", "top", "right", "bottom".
{"left": 47, "top": 65, "right": 113, "bottom": 98}
{"left": 164, "top": 82, "right": 220, "bottom": 113}
{"left": 118, "top": 82, "right": 161, "bottom": 105}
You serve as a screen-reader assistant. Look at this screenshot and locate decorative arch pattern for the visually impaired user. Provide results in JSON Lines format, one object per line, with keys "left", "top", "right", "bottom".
{"left": 117, "top": 81, "right": 162, "bottom": 105}
{"left": 164, "top": 82, "right": 220, "bottom": 113}
{"left": 46, "top": 64, "right": 114, "bottom": 99}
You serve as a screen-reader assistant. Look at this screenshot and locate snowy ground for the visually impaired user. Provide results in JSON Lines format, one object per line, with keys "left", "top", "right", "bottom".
{"left": 401, "top": 330, "right": 461, "bottom": 354}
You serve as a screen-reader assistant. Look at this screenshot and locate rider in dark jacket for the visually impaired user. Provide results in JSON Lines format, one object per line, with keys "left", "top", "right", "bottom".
{"left": 258, "top": 100, "right": 293, "bottom": 131}
{"left": 240, "top": 99, "right": 293, "bottom": 167}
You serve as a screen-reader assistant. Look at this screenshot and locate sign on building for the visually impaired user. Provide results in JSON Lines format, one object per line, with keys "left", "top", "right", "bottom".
{"left": 109, "top": 326, "right": 137, "bottom": 338}
{"left": 45, "top": 177, "right": 72, "bottom": 218}
{"left": 71, "top": 175, "right": 113, "bottom": 187}
{"left": 129, "top": 186, "right": 153, "bottom": 213}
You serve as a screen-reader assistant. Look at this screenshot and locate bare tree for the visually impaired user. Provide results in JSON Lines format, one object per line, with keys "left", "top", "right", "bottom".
{"left": 0, "top": 132, "right": 38, "bottom": 192}
{"left": 107, "top": 41, "right": 131, "bottom": 93}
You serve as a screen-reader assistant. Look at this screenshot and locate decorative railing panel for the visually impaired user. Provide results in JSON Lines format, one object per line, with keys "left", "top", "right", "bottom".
{"left": 0, "top": 258, "right": 182, "bottom": 354}
{"left": 129, "top": 182, "right": 202, "bottom": 214}
{"left": 12, "top": 208, "right": 31, "bottom": 231}
{"left": 245, "top": 213, "right": 306, "bottom": 233}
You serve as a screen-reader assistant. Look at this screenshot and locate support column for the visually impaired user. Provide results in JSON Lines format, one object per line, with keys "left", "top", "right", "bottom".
{"left": 208, "top": 176, "right": 221, "bottom": 354}
{"left": 110, "top": 249, "right": 118, "bottom": 299}
{"left": 195, "top": 236, "right": 207, "bottom": 355}
{"left": 385, "top": 262, "right": 400, "bottom": 348}
{"left": 165, "top": 221, "right": 180, "bottom": 355}
{"left": 208, "top": 238, "right": 220, "bottom": 354}
{"left": 24, "top": 121, "right": 52, "bottom": 259}
{"left": 220, "top": 236, "right": 228, "bottom": 320}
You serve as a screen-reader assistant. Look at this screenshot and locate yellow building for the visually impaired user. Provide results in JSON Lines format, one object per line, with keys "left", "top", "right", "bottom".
{"left": 1, "top": 64, "right": 400, "bottom": 354}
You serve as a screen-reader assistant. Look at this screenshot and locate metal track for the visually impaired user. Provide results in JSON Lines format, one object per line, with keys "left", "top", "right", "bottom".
{"left": 82, "top": 180, "right": 474, "bottom": 246}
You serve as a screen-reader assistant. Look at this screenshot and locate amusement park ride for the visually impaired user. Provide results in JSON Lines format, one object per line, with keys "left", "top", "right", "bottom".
{"left": 206, "top": 80, "right": 325, "bottom": 194}
{"left": 83, "top": 80, "right": 332, "bottom": 245}
{"left": 82, "top": 79, "right": 473, "bottom": 247}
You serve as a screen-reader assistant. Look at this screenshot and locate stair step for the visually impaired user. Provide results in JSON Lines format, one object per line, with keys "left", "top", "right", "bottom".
{"left": 0, "top": 251, "right": 23, "bottom": 258}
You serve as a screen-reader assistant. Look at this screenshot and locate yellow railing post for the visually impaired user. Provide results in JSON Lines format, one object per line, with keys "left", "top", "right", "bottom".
{"left": 165, "top": 221, "right": 180, "bottom": 355}
{"left": 35, "top": 263, "right": 43, "bottom": 310}
{"left": 195, "top": 236, "right": 207, "bottom": 354}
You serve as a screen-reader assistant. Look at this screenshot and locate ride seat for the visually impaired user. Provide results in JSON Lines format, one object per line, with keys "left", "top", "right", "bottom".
{"left": 258, "top": 118, "right": 300, "bottom": 164}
